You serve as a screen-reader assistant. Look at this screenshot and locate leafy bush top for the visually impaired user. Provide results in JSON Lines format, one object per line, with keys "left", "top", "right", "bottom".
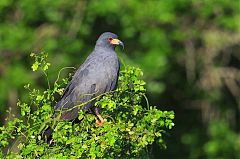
{"left": 0, "top": 52, "right": 174, "bottom": 158}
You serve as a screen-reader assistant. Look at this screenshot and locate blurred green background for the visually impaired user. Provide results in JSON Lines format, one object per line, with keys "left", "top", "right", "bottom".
{"left": 0, "top": 0, "right": 240, "bottom": 158}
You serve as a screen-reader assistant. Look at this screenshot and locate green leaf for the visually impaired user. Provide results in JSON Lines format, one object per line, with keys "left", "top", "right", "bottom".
{"left": 31, "top": 61, "right": 39, "bottom": 71}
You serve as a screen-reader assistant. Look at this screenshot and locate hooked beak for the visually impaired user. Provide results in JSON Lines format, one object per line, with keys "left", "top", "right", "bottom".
{"left": 110, "top": 38, "right": 124, "bottom": 50}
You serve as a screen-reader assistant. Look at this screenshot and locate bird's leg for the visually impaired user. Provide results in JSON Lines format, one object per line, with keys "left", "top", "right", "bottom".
{"left": 95, "top": 107, "right": 104, "bottom": 126}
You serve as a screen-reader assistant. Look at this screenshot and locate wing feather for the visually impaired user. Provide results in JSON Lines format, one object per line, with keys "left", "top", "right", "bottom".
{"left": 55, "top": 50, "right": 119, "bottom": 121}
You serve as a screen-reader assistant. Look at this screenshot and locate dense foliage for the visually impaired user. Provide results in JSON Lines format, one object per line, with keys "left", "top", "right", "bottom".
{"left": 0, "top": 52, "right": 174, "bottom": 158}
{"left": 0, "top": 0, "right": 239, "bottom": 158}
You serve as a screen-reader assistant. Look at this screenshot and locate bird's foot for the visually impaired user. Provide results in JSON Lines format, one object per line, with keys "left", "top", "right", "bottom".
{"left": 95, "top": 114, "right": 104, "bottom": 126}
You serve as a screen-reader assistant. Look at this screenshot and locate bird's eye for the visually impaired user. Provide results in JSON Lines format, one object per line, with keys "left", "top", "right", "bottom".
{"left": 108, "top": 37, "right": 113, "bottom": 41}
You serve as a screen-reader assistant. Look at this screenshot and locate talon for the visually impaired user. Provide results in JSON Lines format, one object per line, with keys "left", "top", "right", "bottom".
{"left": 95, "top": 114, "right": 104, "bottom": 126}
{"left": 95, "top": 107, "right": 104, "bottom": 126}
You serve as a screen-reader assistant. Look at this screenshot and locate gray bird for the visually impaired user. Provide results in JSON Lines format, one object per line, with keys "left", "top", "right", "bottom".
{"left": 55, "top": 32, "right": 124, "bottom": 126}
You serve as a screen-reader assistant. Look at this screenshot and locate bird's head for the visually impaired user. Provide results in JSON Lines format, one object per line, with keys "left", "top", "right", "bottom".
{"left": 96, "top": 32, "right": 124, "bottom": 50}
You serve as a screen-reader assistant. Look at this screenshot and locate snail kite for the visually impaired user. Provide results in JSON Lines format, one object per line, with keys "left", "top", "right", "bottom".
{"left": 55, "top": 32, "right": 124, "bottom": 126}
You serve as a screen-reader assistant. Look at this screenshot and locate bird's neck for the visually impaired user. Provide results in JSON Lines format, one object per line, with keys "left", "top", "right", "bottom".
{"left": 95, "top": 43, "right": 116, "bottom": 51}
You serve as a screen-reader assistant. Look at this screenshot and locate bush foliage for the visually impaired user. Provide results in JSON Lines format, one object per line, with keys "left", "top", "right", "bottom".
{"left": 0, "top": 52, "right": 174, "bottom": 158}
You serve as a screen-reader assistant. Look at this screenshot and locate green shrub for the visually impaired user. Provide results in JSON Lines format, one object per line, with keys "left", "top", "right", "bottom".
{"left": 0, "top": 52, "right": 174, "bottom": 158}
